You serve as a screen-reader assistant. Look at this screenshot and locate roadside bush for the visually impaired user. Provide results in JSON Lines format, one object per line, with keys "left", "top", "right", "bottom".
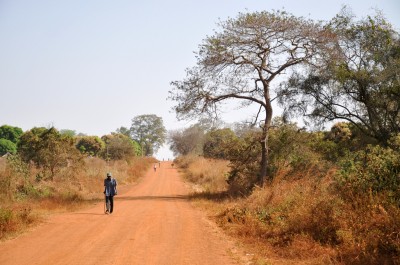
{"left": 0, "top": 207, "right": 14, "bottom": 239}
{"left": 179, "top": 151, "right": 400, "bottom": 263}
{"left": 0, "top": 155, "right": 29, "bottom": 199}
{"left": 268, "top": 124, "right": 331, "bottom": 178}
{"left": 0, "top": 206, "right": 35, "bottom": 240}
{"left": 226, "top": 129, "right": 261, "bottom": 195}
{"left": 338, "top": 144, "right": 400, "bottom": 205}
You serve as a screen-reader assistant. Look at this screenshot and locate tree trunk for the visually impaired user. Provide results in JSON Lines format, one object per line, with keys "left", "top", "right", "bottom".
{"left": 259, "top": 84, "right": 273, "bottom": 186}
{"left": 259, "top": 136, "right": 267, "bottom": 185}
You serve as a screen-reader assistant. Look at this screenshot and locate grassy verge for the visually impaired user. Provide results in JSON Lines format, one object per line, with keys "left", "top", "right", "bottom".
{"left": 176, "top": 155, "right": 400, "bottom": 265}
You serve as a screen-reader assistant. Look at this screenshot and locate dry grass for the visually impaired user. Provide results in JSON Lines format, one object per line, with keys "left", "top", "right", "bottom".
{"left": 175, "top": 155, "right": 229, "bottom": 194}
{"left": 177, "top": 155, "right": 400, "bottom": 265}
{"left": 0, "top": 204, "right": 38, "bottom": 240}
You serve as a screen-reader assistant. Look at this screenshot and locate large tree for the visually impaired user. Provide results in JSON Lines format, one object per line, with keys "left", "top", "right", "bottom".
{"left": 130, "top": 114, "right": 166, "bottom": 156}
{"left": 278, "top": 9, "right": 400, "bottom": 145}
{"left": 169, "top": 11, "right": 329, "bottom": 183}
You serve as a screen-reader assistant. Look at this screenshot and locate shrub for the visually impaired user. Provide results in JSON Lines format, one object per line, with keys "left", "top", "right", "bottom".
{"left": 0, "top": 139, "right": 17, "bottom": 156}
{"left": 226, "top": 129, "right": 261, "bottom": 194}
{"left": 338, "top": 144, "right": 400, "bottom": 205}
{"left": 75, "top": 136, "right": 105, "bottom": 156}
{"left": 0, "top": 206, "right": 35, "bottom": 240}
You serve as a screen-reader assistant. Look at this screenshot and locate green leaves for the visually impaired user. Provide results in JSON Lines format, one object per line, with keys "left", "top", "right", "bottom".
{"left": 75, "top": 136, "right": 105, "bottom": 157}
{"left": 280, "top": 8, "right": 400, "bottom": 145}
{"left": 0, "top": 125, "right": 23, "bottom": 144}
{"left": 0, "top": 139, "right": 16, "bottom": 156}
{"left": 130, "top": 114, "right": 166, "bottom": 156}
{"left": 338, "top": 144, "right": 400, "bottom": 205}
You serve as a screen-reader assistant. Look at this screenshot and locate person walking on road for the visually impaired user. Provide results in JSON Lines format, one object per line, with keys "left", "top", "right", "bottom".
{"left": 104, "top": 172, "right": 117, "bottom": 214}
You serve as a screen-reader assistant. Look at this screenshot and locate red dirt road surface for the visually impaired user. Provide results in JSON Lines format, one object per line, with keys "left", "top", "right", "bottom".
{"left": 0, "top": 162, "right": 246, "bottom": 265}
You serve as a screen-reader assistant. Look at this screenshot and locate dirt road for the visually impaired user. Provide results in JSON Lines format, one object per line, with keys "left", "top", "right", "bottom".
{"left": 0, "top": 162, "right": 244, "bottom": 265}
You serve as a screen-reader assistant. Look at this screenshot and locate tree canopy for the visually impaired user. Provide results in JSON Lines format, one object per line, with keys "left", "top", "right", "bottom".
{"left": 168, "top": 124, "right": 205, "bottom": 156}
{"left": 278, "top": 8, "right": 400, "bottom": 145}
{"left": 0, "top": 125, "right": 23, "bottom": 144}
{"left": 101, "top": 133, "right": 139, "bottom": 160}
{"left": 0, "top": 139, "right": 17, "bottom": 156}
{"left": 203, "top": 128, "right": 238, "bottom": 159}
{"left": 76, "top": 136, "right": 105, "bottom": 156}
{"left": 130, "top": 114, "right": 166, "bottom": 156}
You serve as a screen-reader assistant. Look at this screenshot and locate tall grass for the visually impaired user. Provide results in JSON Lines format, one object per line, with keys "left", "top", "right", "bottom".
{"left": 177, "top": 155, "right": 400, "bottom": 265}
{"left": 175, "top": 155, "right": 229, "bottom": 194}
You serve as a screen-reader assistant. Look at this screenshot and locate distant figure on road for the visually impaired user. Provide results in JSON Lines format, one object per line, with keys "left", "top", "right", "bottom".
{"left": 154, "top": 164, "right": 157, "bottom": 172}
{"left": 104, "top": 172, "right": 117, "bottom": 214}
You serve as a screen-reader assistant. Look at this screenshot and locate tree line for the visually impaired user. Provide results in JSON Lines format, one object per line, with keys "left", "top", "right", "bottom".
{"left": 0, "top": 114, "right": 166, "bottom": 180}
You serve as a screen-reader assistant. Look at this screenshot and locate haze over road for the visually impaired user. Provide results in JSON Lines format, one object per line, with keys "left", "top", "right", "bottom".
{"left": 0, "top": 162, "right": 243, "bottom": 265}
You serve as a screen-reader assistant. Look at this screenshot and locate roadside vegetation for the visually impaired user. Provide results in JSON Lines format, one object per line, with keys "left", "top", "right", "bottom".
{"left": 169, "top": 7, "right": 400, "bottom": 265}
{"left": 175, "top": 123, "right": 400, "bottom": 264}
{"left": 0, "top": 114, "right": 164, "bottom": 240}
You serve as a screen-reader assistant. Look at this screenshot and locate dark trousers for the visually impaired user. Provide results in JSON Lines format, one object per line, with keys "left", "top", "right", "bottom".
{"left": 105, "top": 196, "right": 114, "bottom": 213}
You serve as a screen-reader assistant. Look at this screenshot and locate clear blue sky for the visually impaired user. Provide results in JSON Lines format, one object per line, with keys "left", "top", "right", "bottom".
{"left": 0, "top": 0, "right": 399, "bottom": 159}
